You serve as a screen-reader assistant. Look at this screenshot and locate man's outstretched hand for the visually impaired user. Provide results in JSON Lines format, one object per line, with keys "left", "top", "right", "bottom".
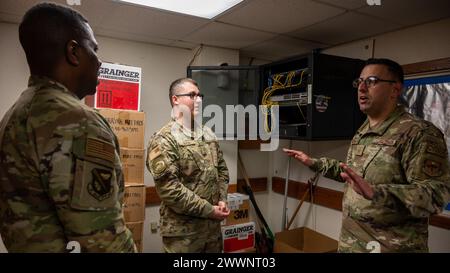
{"left": 339, "top": 163, "right": 374, "bottom": 200}
{"left": 283, "top": 148, "right": 314, "bottom": 167}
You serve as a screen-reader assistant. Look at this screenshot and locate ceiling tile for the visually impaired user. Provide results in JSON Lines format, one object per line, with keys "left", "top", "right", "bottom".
{"left": 184, "top": 22, "right": 276, "bottom": 49}
{"left": 0, "top": 0, "right": 117, "bottom": 26}
{"left": 0, "top": 0, "right": 34, "bottom": 16}
{"left": 0, "top": 12, "right": 22, "bottom": 24}
{"left": 99, "top": 3, "right": 209, "bottom": 41}
{"left": 1, "top": 0, "right": 448, "bottom": 62}
{"left": 62, "top": 0, "right": 118, "bottom": 28}
{"left": 313, "top": 0, "right": 367, "bottom": 10}
{"left": 0, "top": 0, "right": 43, "bottom": 23}
{"left": 169, "top": 40, "right": 198, "bottom": 50}
{"left": 290, "top": 11, "right": 401, "bottom": 45}
{"left": 218, "top": 0, "right": 345, "bottom": 34}
{"left": 241, "top": 35, "right": 327, "bottom": 60}
{"left": 357, "top": 0, "right": 450, "bottom": 26}
{"left": 95, "top": 27, "right": 175, "bottom": 46}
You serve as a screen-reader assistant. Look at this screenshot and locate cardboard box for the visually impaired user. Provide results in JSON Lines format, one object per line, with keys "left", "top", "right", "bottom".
{"left": 222, "top": 193, "right": 250, "bottom": 226}
{"left": 126, "top": 221, "right": 144, "bottom": 253}
{"left": 222, "top": 222, "right": 255, "bottom": 253}
{"left": 121, "top": 148, "right": 145, "bottom": 185}
{"left": 97, "top": 108, "right": 145, "bottom": 149}
{"left": 273, "top": 227, "right": 338, "bottom": 253}
{"left": 123, "top": 185, "right": 146, "bottom": 222}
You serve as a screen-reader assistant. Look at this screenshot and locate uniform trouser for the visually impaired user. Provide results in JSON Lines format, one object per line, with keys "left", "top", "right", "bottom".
{"left": 162, "top": 230, "right": 223, "bottom": 253}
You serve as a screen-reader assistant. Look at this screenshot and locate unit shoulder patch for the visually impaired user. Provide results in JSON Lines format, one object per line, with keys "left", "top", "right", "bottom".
{"left": 152, "top": 158, "right": 168, "bottom": 176}
{"left": 88, "top": 168, "right": 114, "bottom": 201}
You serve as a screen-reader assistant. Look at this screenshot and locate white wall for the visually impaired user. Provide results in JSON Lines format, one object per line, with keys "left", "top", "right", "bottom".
{"left": 0, "top": 23, "right": 29, "bottom": 118}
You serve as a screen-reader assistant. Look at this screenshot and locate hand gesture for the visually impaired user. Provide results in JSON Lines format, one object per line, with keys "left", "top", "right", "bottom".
{"left": 339, "top": 163, "right": 374, "bottom": 200}
{"left": 283, "top": 148, "right": 313, "bottom": 167}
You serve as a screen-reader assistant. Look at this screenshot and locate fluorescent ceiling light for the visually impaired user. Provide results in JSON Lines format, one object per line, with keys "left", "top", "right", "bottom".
{"left": 115, "top": 0, "right": 244, "bottom": 19}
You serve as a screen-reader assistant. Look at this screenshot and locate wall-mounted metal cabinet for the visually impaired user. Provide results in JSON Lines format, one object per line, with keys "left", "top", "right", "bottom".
{"left": 187, "top": 52, "right": 366, "bottom": 140}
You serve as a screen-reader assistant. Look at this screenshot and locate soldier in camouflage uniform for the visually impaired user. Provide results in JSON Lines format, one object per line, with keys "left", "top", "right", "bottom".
{"left": 284, "top": 58, "right": 450, "bottom": 252}
{"left": 0, "top": 3, "right": 135, "bottom": 252}
{"left": 146, "top": 78, "right": 230, "bottom": 253}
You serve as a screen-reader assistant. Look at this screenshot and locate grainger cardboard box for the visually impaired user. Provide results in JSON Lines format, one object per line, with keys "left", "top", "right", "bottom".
{"left": 273, "top": 227, "right": 338, "bottom": 253}
{"left": 222, "top": 222, "right": 255, "bottom": 253}
{"left": 126, "top": 221, "right": 144, "bottom": 252}
{"left": 121, "top": 148, "right": 145, "bottom": 185}
{"left": 97, "top": 108, "right": 145, "bottom": 149}
{"left": 222, "top": 193, "right": 250, "bottom": 226}
{"left": 123, "top": 185, "right": 146, "bottom": 222}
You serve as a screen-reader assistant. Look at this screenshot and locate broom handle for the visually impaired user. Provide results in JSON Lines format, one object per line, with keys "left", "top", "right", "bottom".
{"left": 286, "top": 184, "right": 310, "bottom": 230}
{"left": 286, "top": 172, "right": 319, "bottom": 230}
{"left": 237, "top": 152, "right": 274, "bottom": 239}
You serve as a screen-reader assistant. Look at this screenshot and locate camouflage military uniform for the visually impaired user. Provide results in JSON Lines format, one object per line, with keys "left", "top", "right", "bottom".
{"left": 0, "top": 76, "right": 136, "bottom": 253}
{"left": 310, "top": 106, "right": 450, "bottom": 253}
{"left": 146, "top": 120, "right": 229, "bottom": 253}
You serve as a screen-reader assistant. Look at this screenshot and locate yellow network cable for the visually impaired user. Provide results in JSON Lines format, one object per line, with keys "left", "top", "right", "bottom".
{"left": 296, "top": 102, "right": 306, "bottom": 121}
{"left": 261, "top": 69, "right": 307, "bottom": 133}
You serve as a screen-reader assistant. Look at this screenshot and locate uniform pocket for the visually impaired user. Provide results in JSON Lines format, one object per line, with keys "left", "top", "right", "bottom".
{"left": 358, "top": 145, "right": 381, "bottom": 176}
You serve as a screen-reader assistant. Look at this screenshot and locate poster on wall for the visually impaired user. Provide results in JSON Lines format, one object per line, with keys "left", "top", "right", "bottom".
{"left": 91, "top": 62, "right": 142, "bottom": 111}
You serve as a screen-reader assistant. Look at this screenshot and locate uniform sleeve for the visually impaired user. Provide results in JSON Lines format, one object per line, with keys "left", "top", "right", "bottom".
{"left": 216, "top": 144, "right": 229, "bottom": 202}
{"left": 40, "top": 111, "right": 135, "bottom": 253}
{"left": 372, "top": 126, "right": 450, "bottom": 218}
{"left": 310, "top": 157, "right": 345, "bottom": 183}
{"left": 146, "top": 134, "right": 214, "bottom": 218}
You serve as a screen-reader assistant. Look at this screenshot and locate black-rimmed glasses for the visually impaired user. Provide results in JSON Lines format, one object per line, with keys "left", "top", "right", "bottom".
{"left": 353, "top": 76, "right": 397, "bottom": 88}
{"left": 175, "top": 92, "right": 204, "bottom": 100}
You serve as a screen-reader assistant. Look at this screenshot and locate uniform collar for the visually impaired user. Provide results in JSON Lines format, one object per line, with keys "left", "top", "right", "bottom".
{"left": 358, "top": 106, "right": 406, "bottom": 136}
{"left": 170, "top": 118, "right": 205, "bottom": 140}
{"left": 28, "top": 75, "right": 78, "bottom": 99}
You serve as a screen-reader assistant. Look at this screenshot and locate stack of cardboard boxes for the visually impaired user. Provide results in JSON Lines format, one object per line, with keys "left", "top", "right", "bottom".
{"left": 221, "top": 193, "right": 256, "bottom": 253}
{"left": 98, "top": 108, "right": 146, "bottom": 252}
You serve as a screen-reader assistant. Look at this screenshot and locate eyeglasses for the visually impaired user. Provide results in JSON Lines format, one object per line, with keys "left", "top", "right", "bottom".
{"left": 352, "top": 76, "right": 397, "bottom": 88}
{"left": 175, "top": 92, "right": 204, "bottom": 100}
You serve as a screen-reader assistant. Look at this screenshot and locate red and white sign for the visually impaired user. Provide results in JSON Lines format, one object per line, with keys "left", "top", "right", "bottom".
{"left": 222, "top": 222, "right": 255, "bottom": 253}
{"left": 94, "top": 62, "right": 142, "bottom": 111}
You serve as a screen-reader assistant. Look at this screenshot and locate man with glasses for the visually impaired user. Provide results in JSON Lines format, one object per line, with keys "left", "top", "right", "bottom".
{"left": 146, "top": 78, "right": 230, "bottom": 252}
{"left": 0, "top": 3, "right": 135, "bottom": 252}
{"left": 284, "top": 58, "right": 449, "bottom": 252}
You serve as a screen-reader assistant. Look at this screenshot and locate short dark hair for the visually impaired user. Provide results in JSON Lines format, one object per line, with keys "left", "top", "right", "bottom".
{"left": 19, "top": 2, "right": 89, "bottom": 74}
{"left": 169, "top": 78, "right": 198, "bottom": 106}
{"left": 365, "top": 58, "right": 404, "bottom": 84}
